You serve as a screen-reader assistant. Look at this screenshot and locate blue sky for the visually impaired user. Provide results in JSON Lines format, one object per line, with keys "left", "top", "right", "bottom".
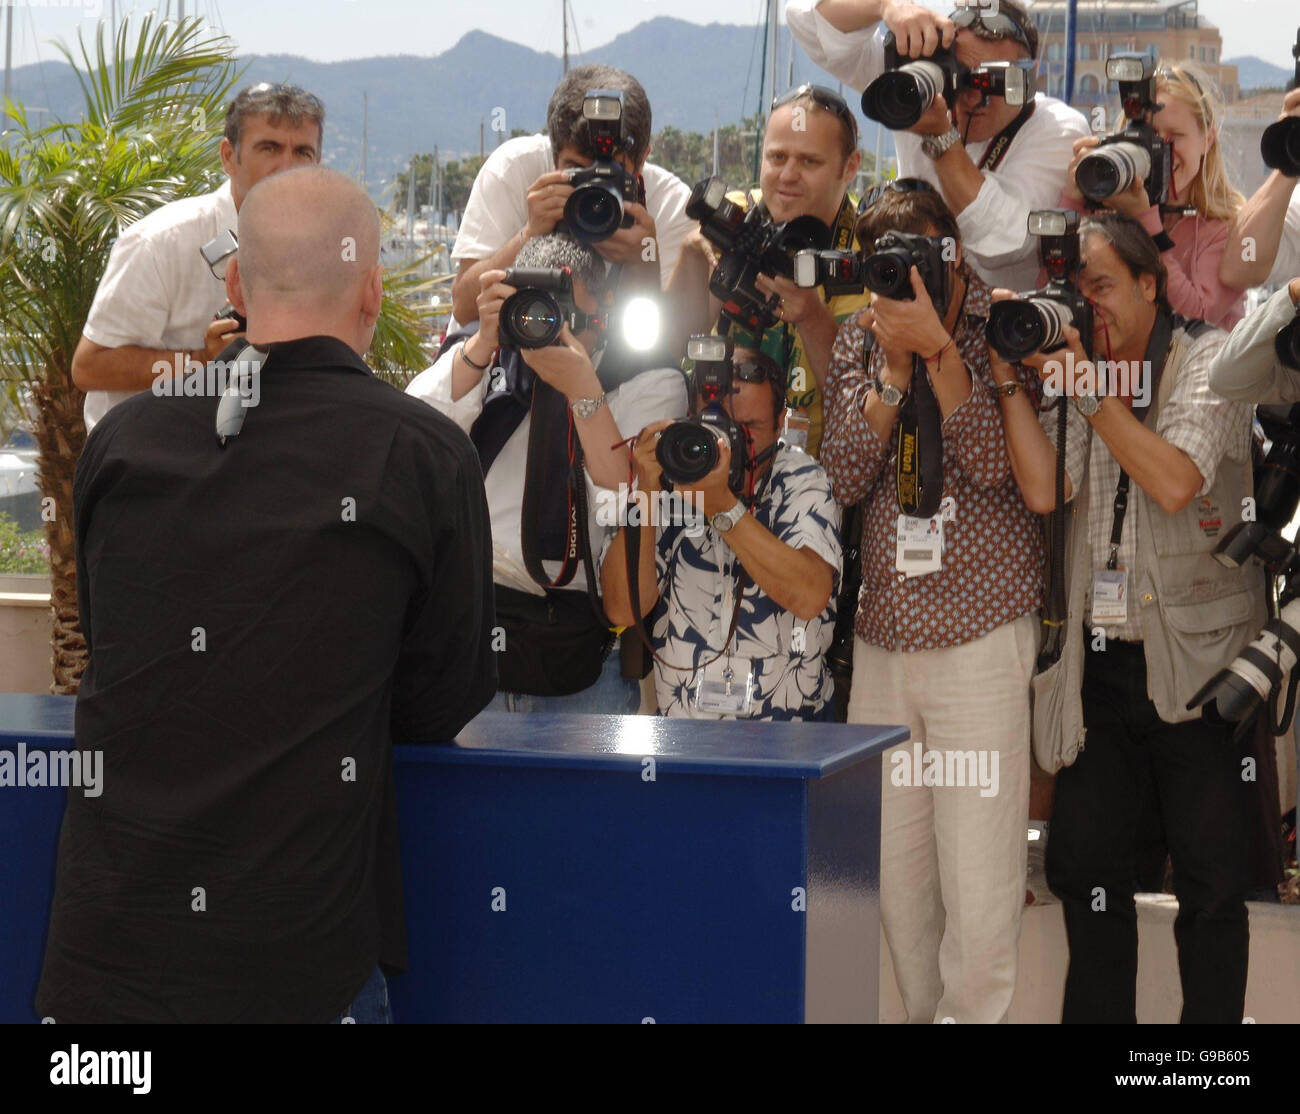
{"left": 4, "top": 0, "right": 1296, "bottom": 71}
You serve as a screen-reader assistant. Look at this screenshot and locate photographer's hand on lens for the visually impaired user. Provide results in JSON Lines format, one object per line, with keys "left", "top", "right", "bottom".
{"left": 201, "top": 317, "right": 244, "bottom": 362}
{"left": 522, "top": 322, "right": 601, "bottom": 402}
{"left": 1280, "top": 87, "right": 1300, "bottom": 125}
{"left": 882, "top": 0, "right": 956, "bottom": 59}
{"left": 524, "top": 170, "right": 573, "bottom": 240}
{"left": 632, "top": 420, "right": 674, "bottom": 495}
{"left": 755, "top": 272, "right": 830, "bottom": 327}
{"left": 1063, "top": 135, "right": 1101, "bottom": 204}
{"left": 866, "top": 266, "right": 952, "bottom": 363}
{"left": 591, "top": 199, "right": 657, "bottom": 268}
{"left": 909, "top": 93, "right": 955, "bottom": 138}
{"left": 473, "top": 269, "right": 516, "bottom": 353}
{"left": 986, "top": 289, "right": 1023, "bottom": 386}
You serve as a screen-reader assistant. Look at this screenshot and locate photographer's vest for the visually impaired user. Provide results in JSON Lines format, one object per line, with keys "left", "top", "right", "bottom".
{"left": 1046, "top": 318, "right": 1267, "bottom": 759}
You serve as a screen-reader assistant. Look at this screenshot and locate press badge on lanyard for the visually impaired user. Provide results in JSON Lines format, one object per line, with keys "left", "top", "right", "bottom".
{"left": 693, "top": 548, "right": 755, "bottom": 714}
{"left": 896, "top": 514, "right": 943, "bottom": 577}
{"left": 1093, "top": 470, "right": 1132, "bottom": 625}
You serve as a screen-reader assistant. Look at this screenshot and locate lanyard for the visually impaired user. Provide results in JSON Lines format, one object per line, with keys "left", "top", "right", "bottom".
{"left": 978, "top": 101, "right": 1036, "bottom": 172}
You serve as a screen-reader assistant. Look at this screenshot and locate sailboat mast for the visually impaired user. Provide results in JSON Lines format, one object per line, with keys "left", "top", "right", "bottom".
{"left": 2, "top": 1, "right": 12, "bottom": 136}
{"left": 562, "top": 0, "right": 569, "bottom": 75}
{"left": 361, "top": 92, "right": 368, "bottom": 191}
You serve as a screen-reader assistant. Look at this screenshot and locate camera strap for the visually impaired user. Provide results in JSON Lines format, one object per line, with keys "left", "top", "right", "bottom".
{"left": 521, "top": 379, "right": 582, "bottom": 589}
{"left": 895, "top": 353, "right": 944, "bottom": 518}
{"left": 978, "top": 101, "right": 1036, "bottom": 173}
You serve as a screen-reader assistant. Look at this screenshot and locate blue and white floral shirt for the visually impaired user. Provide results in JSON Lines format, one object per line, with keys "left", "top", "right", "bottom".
{"left": 612, "top": 444, "right": 842, "bottom": 720}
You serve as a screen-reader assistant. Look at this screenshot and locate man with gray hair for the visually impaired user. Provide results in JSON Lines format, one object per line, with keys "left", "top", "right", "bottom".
{"left": 37, "top": 166, "right": 496, "bottom": 1023}
{"left": 72, "top": 82, "right": 326, "bottom": 432}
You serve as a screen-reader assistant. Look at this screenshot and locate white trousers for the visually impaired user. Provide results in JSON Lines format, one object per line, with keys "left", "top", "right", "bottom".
{"left": 849, "top": 614, "right": 1037, "bottom": 1024}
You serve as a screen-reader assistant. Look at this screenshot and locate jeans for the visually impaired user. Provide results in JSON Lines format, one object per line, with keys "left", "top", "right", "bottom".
{"left": 1046, "top": 637, "right": 1250, "bottom": 1023}
{"left": 330, "top": 965, "right": 392, "bottom": 1024}
{"left": 489, "top": 638, "right": 641, "bottom": 714}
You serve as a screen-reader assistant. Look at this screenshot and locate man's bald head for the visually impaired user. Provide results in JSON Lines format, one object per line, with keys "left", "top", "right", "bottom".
{"left": 237, "top": 166, "right": 380, "bottom": 309}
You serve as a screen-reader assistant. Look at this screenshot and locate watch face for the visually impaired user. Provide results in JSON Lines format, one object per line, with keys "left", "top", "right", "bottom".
{"left": 1076, "top": 394, "right": 1101, "bottom": 416}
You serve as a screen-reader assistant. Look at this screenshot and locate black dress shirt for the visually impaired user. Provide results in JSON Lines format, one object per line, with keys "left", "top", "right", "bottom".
{"left": 35, "top": 335, "right": 496, "bottom": 1022}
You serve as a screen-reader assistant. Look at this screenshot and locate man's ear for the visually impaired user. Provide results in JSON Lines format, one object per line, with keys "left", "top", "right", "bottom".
{"left": 843, "top": 148, "right": 862, "bottom": 187}
{"left": 219, "top": 137, "right": 237, "bottom": 179}
{"left": 1138, "top": 270, "right": 1157, "bottom": 304}
{"left": 226, "top": 257, "right": 247, "bottom": 318}
{"left": 361, "top": 265, "right": 384, "bottom": 326}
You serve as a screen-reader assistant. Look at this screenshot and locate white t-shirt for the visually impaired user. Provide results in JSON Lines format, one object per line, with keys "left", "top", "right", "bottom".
{"left": 405, "top": 342, "right": 687, "bottom": 596}
{"left": 1267, "top": 190, "right": 1300, "bottom": 287}
{"left": 787, "top": 0, "right": 1091, "bottom": 292}
{"left": 81, "top": 181, "right": 238, "bottom": 432}
{"left": 452, "top": 133, "right": 695, "bottom": 291}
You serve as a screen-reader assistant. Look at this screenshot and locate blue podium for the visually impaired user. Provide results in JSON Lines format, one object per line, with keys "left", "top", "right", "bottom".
{"left": 0, "top": 695, "right": 903, "bottom": 1023}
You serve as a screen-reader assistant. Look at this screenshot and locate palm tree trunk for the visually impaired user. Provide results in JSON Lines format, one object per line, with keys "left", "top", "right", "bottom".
{"left": 31, "top": 365, "right": 87, "bottom": 694}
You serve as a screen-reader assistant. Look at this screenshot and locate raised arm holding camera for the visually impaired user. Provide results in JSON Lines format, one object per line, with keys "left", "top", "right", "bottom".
{"left": 787, "top": 0, "right": 1089, "bottom": 291}
{"left": 600, "top": 343, "right": 841, "bottom": 720}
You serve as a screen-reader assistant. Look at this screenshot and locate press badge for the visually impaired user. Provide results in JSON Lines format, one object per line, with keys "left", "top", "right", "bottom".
{"left": 694, "top": 658, "right": 755, "bottom": 715}
{"left": 1091, "top": 568, "right": 1128, "bottom": 624}
{"left": 896, "top": 514, "right": 943, "bottom": 577}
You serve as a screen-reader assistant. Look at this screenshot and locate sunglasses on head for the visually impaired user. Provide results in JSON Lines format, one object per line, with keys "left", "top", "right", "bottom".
{"left": 857, "top": 176, "right": 938, "bottom": 216}
{"left": 949, "top": 5, "right": 1033, "bottom": 54}
{"left": 771, "top": 83, "right": 860, "bottom": 147}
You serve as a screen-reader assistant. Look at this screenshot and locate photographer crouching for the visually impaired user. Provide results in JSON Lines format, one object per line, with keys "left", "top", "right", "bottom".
{"left": 600, "top": 344, "right": 842, "bottom": 719}
{"left": 819, "top": 184, "right": 1044, "bottom": 1023}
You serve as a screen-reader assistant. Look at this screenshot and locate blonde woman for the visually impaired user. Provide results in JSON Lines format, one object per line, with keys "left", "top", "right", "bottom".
{"left": 1062, "top": 62, "right": 1246, "bottom": 329}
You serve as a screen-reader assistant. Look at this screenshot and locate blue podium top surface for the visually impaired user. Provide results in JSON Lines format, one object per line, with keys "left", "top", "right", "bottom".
{"left": 0, "top": 695, "right": 905, "bottom": 780}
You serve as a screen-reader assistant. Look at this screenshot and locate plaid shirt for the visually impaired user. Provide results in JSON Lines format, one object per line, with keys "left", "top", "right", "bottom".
{"left": 1045, "top": 321, "right": 1251, "bottom": 642}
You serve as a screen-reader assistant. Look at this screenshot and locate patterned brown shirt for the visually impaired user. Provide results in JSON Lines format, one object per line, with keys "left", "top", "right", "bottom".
{"left": 821, "top": 266, "right": 1045, "bottom": 651}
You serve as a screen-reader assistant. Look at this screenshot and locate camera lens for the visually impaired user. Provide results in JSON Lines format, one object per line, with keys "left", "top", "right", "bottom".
{"left": 656, "top": 420, "right": 720, "bottom": 486}
{"left": 501, "top": 291, "right": 563, "bottom": 348}
{"left": 1262, "top": 117, "right": 1300, "bottom": 178}
{"left": 987, "top": 297, "right": 1072, "bottom": 361}
{"left": 862, "top": 61, "right": 942, "bottom": 129}
{"left": 1276, "top": 317, "right": 1300, "bottom": 372}
{"left": 1076, "top": 141, "right": 1151, "bottom": 202}
{"left": 565, "top": 180, "right": 623, "bottom": 242}
{"left": 862, "top": 249, "right": 913, "bottom": 300}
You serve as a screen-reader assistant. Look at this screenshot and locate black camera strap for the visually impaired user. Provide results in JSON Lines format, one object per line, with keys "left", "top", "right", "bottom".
{"left": 895, "top": 358, "right": 945, "bottom": 518}
{"left": 521, "top": 379, "right": 583, "bottom": 590}
{"left": 978, "top": 100, "right": 1036, "bottom": 173}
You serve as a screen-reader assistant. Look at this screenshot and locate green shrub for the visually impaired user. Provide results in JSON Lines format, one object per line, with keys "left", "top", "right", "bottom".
{"left": 0, "top": 511, "right": 49, "bottom": 574}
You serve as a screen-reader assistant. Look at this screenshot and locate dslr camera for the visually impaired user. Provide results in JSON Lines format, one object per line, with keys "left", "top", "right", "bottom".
{"left": 1075, "top": 52, "right": 1172, "bottom": 208}
{"left": 1261, "top": 30, "right": 1300, "bottom": 177}
{"left": 558, "top": 89, "right": 646, "bottom": 244}
{"left": 499, "top": 266, "right": 603, "bottom": 349}
{"left": 685, "top": 176, "right": 832, "bottom": 333}
{"left": 860, "top": 32, "right": 1035, "bottom": 130}
{"left": 986, "top": 210, "right": 1093, "bottom": 361}
{"left": 794, "top": 231, "right": 952, "bottom": 315}
{"left": 655, "top": 336, "right": 755, "bottom": 494}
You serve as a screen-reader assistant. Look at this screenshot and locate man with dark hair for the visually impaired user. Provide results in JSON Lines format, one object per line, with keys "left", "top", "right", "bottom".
{"left": 787, "top": 0, "right": 1088, "bottom": 291}
{"left": 993, "top": 210, "right": 1265, "bottom": 1023}
{"left": 600, "top": 348, "right": 841, "bottom": 720}
{"left": 72, "top": 82, "right": 326, "bottom": 431}
{"left": 821, "top": 183, "right": 1044, "bottom": 1022}
{"left": 449, "top": 64, "right": 694, "bottom": 328}
{"left": 409, "top": 233, "right": 687, "bottom": 712}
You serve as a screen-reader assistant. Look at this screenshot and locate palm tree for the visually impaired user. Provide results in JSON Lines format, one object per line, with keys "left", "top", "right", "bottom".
{"left": 0, "top": 15, "right": 437, "bottom": 692}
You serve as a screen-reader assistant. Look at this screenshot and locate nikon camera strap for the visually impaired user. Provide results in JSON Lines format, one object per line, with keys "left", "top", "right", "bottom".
{"left": 894, "top": 353, "right": 944, "bottom": 518}
{"left": 978, "top": 100, "right": 1036, "bottom": 173}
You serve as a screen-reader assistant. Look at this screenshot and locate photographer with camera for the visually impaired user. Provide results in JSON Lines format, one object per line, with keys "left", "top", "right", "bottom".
{"left": 992, "top": 211, "right": 1263, "bottom": 1023}
{"left": 450, "top": 65, "right": 693, "bottom": 329}
{"left": 787, "top": 0, "right": 1088, "bottom": 292}
{"left": 1062, "top": 58, "right": 1247, "bottom": 329}
{"left": 599, "top": 345, "right": 841, "bottom": 719}
{"left": 820, "top": 184, "right": 1044, "bottom": 1023}
{"left": 71, "top": 83, "right": 325, "bottom": 433}
{"left": 407, "top": 233, "right": 686, "bottom": 713}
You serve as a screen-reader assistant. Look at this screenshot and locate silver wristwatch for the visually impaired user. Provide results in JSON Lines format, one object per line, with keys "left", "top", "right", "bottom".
{"left": 921, "top": 126, "right": 962, "bottom": 160}
{"left": 873, "top": 372, "right": 905, "bottom": 407}
{"left": 1073, "top": 392, "right": 1102, "bottom": 418}
{"left": 570, "top": 393, "right": 608, "bottom": 420}
{"left": 710, "top": 500, "right": 747, "bottom": 534}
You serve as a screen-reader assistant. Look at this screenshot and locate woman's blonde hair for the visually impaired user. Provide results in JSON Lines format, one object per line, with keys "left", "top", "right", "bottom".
{"left": 1153, "top": 62, "right": 1244, "bottom": 222}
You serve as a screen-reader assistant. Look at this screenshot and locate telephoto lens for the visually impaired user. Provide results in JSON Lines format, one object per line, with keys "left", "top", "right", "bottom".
{"left": 656, "top": 421, "right": 721, "bottom": 486}
{"left": 1263, "top": 117, "right": 1300, "bottom": 178}
{"left": 987, "top": 297, "right": 1073, "bottom": 361}
{"left": 1076, "top": 141, "right": 1151, "bottom": 202}
{"left": 862, "top": 60, "right": 945, "bottom": 129}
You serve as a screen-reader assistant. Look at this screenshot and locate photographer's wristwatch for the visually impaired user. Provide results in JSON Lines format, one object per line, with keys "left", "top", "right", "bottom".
{"left": 922, "top": 126, "right": 962, "bottom": 161}
{"left": 1073, "top": 392, "right": 1102, "bottom": 417}
{"left": 873, "top": 372, "right": 905, "bottom": 407}
{"left": 570, "top": 393, "right": 608, "bottom": 420}
{"left": 710, "top": 500, "right": 747, "bottom": 534}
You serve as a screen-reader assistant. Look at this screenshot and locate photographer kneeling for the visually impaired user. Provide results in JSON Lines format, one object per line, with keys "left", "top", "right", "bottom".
{"left": 820, "top": 184, "right": 1044, "bottom": 1024}
{"left": 600, "top": 346, "right": 841, "bottom": 720}
{"left": 407, "top": 233, "right": 686, "bottom": 712}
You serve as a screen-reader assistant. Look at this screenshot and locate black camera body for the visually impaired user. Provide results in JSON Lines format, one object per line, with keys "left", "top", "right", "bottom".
{"left": 499, "top": 266, "right": 603, "bottom": 349}
{"left": 1277, "top": 314, "right": 1300, "bottom": 372}
{"left": 863, "top": 231, "right": 952, "bottom": 315}
{"left": 793, "top": 248, "right": 866, "bottom": 297}
{"left": 1076, "top": 53, "right": 1172, "bottom": 208}
{"left": 1261, "top": 31, "right": 1300, "bottom": 177}
{"left": 961, "top": 60, "right": 1036, "bottom": 107}
{"left": 656, "top": 336, "right": 750, "bottom": 493}
{"left": 557, "top": 89, "right": 646, "bottom": 244}
{"left": 987, "top": 211, "right": 1093, "bottom": 361}
{"left": 862, "top": 32, "right": 964, "bottom": 129}
{"left": 686, "top": 176, "right": 832, "bottom": 333}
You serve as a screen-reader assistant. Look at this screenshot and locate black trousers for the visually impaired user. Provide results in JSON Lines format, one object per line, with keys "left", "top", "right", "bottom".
{"left": 1045, "top": 637, "right": 1250, "bottom": 1023}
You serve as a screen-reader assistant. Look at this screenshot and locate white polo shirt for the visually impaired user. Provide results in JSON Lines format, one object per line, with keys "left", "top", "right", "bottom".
{"left": 452, "top": 133, "right": 695, "bottom": 292}
{"left": 787, "top": 0, "right": 1091, "bottom": 292}
{"left": 81, "top": 181, "right": 238, "bottom": 432}
{"left": 1267, "top": 190, "right": 1300, "bottom": 287}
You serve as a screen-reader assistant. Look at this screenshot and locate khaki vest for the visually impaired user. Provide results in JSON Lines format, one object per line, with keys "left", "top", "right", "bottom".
{"left": 1033, "top": 325, "right": 1268, "bottom": 770}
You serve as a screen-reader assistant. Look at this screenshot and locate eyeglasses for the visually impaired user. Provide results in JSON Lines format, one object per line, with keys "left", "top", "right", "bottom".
{"left": 949, "top": 5, "right": 1034, "bottom": 55}
{"left": 771, "top": 83, "right": 860, "bottom": 148}
{"left": 857, "top": 176, "right": 938, "bottom": 216}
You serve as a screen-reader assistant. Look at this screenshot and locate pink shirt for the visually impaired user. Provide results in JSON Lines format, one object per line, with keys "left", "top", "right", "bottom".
{"left": 1061, "top": 193, "right": 1245, "bottom": 330}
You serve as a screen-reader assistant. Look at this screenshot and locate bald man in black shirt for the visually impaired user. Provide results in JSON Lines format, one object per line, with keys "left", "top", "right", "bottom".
{"left": 36, "top": 167, "right": 496, "bottom": 1023}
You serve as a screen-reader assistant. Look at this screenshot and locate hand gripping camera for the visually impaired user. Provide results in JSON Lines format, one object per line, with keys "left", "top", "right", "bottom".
{"left": 1261, "top": 29, "right": 1300, "bottom": 178}
{"left": 795, "top": 230, "right": 952, "bottom": 315}
{"left": 557, "top": 89, "right": 646, "bottom": 244}
{"left": 499, "top": 266, "right": 604, "bottom": 349}
{"left": 655, "top": 336, "right": 758, "bottom": 494}
{"left": 1075, "top": 53, "right": 1173, "bottom": 208}
{"left": 986, "top": 211, "right": 1093, "bottom": 361}
{"left": 685, "top": 176, "right": 832, "bottom": 333}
